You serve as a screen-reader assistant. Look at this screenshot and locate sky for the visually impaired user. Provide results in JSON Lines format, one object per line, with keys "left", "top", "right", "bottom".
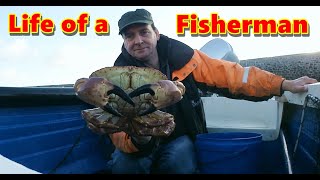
{"left": 1, "top": 6, "right": 319, "bottom": 87}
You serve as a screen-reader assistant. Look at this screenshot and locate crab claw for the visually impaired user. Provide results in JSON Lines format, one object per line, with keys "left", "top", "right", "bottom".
{"left": 74, "top": 77, "right": 135, "bottom": 117}
{"left": 129, "top": 80, "right": 185, "bottom": 116}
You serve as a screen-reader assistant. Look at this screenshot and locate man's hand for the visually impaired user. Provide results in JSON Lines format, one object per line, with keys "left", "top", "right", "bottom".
{"left": 282, "top": 76, "right": 318, "bottom": 93}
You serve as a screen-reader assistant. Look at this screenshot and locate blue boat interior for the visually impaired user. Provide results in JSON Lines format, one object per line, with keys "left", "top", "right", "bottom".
{"left": 0, "top": 88, "right": 113, "bottom": 174}
{"left": 0, "top": 85, "right": 319, "bottom": 174}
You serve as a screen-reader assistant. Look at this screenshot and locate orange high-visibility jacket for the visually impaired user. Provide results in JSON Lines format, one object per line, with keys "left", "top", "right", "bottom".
{"left": 109, "top": 49, "right": 285, "bottom": 153}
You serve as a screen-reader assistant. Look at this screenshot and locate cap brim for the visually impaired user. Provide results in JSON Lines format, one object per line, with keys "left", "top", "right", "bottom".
{"left": 119, "top": 20, "right": 153, "bottom": 34}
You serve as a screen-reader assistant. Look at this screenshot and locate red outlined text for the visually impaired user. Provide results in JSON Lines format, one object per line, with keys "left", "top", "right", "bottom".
{"left": 8, "top": 13, "right": 109, "bottom": 36}
{"left": 176, "top": 13, "right": 310, "bottom": 36}
{"left": 9, "top": 13, "right": 55, "bottom": 35}
{"left": 60, "top": 13, "right": 89, "bottom": 35}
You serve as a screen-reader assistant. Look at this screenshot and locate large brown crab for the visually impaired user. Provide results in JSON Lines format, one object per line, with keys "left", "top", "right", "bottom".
{"left": 74, "top": 66, "right": 185, "bottom": 137}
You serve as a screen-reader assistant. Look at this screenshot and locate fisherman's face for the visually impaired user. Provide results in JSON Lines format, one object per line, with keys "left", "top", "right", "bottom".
{"left": 122, "top": 24, "right": 160, "bottom": 62}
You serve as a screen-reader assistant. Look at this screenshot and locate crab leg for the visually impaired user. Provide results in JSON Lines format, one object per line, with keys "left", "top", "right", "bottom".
{"left": 74, "top": 77, "right": 135, "bottom": 117}
{"left": 106, "top": 85, "right": 135, "bottom": 106}
{"left": 138, "top": 103, "right": 157, "bottom": 116}
{"left": 103, "top": 103, "right": 123, "bottom": 117}
{"left": 129, "top": 80, "right": 186, "bottom": 116}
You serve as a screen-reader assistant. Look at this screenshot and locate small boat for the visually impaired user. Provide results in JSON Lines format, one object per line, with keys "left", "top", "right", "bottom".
{"left": 0, "top": 39, "right": 319, "bottom": 174}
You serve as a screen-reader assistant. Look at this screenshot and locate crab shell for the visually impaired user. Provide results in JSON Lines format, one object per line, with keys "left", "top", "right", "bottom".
{"left": 90, "top": 66, "right": 168, "bottom": 92}
{"left": 76, "top": 66, "right": 184, "bottom": 137}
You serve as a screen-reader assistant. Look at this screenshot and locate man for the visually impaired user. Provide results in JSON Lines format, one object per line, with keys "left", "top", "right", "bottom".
{"left": 103, "top": 9, "right": 317, "bottom": 174}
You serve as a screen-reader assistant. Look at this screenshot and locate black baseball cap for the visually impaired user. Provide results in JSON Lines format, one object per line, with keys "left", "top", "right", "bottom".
{"left": 118, "top": 9, "right": 154, "bottom": 34}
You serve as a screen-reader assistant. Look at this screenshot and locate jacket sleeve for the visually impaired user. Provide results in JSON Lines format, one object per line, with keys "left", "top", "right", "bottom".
{"left": 108, "top": 132, "right": 158, "bottom": 154}
{"left": 172, "top": 49, "right": 285, "bottom": 97}
{"left": 108, "top": 132, "right": 139, "bottom": 153}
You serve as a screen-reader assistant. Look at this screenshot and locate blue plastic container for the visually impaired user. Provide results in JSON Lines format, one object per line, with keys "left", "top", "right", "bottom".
{"left": 195, "top": 132, "right": 263, "bottom": 174}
